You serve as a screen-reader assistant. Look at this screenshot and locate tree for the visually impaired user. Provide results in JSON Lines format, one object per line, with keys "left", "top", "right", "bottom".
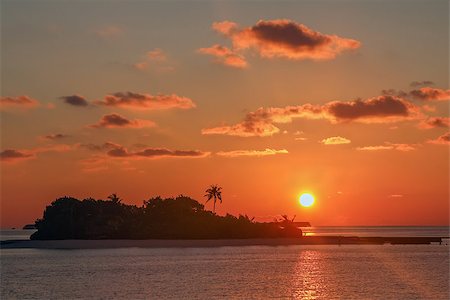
{"left": 204, "top": 184, "right": 222, "bottom": 213}
{"left": 107, "top": 193, "right": 122, "bottom": 204}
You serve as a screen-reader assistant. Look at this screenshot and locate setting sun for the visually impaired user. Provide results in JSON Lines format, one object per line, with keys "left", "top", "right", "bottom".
{"left": 299, "top": 193, "right": 315, "bottom": 207}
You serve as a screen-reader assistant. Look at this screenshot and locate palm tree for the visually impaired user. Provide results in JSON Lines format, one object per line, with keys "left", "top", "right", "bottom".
{"left": 204, "top": 185, "right": 222, "bottom": 213}
{"left": 108, "top": 193, "right": 122, "bottom": 204}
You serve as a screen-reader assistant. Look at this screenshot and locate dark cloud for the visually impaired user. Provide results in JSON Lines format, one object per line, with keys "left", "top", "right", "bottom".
{"left": 410, "top": 81, "right": 434, "bottom": 87}
{"left": 60, "top": 95, "right": 89, "bottom": 107}
{"left": 0, "top": 144, "right": 70, "bottom": 163}
{"left": 89, "top": 113, "right": 155, "bottom": 129}
{"left": 419, "top": 117, "right": 450, "bottom": 129}
{"left": 0, "top": 149, "right": 34, "bottom": 162}
{"left": 104, "top": 143, "right": 209, "bottom": 159}
{"left": 325, "top": 95, "right": 417, "bottom": 122}
{"left": 408, "top": 87, "right": 450, "bottom": 102}
{"left": 95, "top": 92, "right": 195, "bottom": 110}
{"left": 107, "top": 147, "right": 131, "bottom": 157}
{"left": 211, "top": 19, "right": 361, "bottom": 60}
{"left": 382, "top": 87, "right": 450, "bottom": 102}
{"left": 79, "top": 142, "right": 122, "bottom": 151}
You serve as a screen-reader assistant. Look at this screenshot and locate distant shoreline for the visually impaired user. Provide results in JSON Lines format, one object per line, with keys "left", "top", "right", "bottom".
{"left": 1, "top": 236, "right": 448, "bottom": 249}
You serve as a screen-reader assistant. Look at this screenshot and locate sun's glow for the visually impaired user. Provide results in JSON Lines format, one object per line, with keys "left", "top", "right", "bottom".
{"left": 299, "top": 193, "right": 315, "bottom": 207}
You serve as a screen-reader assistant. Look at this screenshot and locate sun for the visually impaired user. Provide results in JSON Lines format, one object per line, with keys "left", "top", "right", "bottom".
{"left": 299, "top": 193, "right": 315, "bottom": 207}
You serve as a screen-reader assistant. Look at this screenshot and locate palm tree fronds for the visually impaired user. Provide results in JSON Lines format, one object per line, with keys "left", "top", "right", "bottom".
{"left": 203, "top": 184, "right": 223, "bottom": 213}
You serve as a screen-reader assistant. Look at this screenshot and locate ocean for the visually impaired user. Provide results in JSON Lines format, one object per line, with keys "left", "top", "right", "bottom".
{"left": 1, "top": 227, "right": 449, "bottom": 299}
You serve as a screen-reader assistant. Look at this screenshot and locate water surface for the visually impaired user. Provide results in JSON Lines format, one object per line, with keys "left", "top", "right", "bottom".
{"left": 1, "top": 245, "right": 448, "bottom": 299}
{"left": 2, "top": 227, "right": 449, "bottom": 299}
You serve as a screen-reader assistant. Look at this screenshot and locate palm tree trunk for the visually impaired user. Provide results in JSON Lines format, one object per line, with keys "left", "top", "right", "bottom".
{"left": 213, "top": 199, "right": 216, "bottom": 213}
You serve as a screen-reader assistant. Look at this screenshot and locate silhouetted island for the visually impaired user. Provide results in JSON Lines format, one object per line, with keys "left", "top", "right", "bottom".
{"left": 30, "top": 195, "right": 303, "bottom": 240}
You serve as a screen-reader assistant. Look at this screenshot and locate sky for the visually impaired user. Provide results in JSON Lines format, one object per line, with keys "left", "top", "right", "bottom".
{"left": 1, "top": 0, "right": 449, "bottom": 228}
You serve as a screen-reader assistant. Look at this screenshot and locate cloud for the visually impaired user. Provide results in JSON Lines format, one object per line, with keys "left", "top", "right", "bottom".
{"left": 202, "top": 95, "right": 419, "bottom": 137}
{"left": 60, "top": 95, "right": 89, "bottom": 107}
{"left": 211, "top": 19, "right": 361, "bottom": 61}
{"left": 133, "top": 48, "right": 173, "bottom": 71}
{"left": 216, "top": 148, "right": 288, "bottom": 157}
{"left": 198, "top": 45, "right": 248, "bottom": 68}
{"left": 390, "top": 143, "right": 416, "bottom": 152}
{"left": 89, "top": 113, "right": 156, "bottom": 129}
{"left": 0, "top": 96, "right": 40, "bottom": 110}
{"left": 133, "top": 62, "right": 148, "bottom": 70}
{"left": 428, "top": 132, "right": 450, "bottom": 145}
{"left": 389, "top": 194, "right": 404, "bottom": 198}
{"left": 95, "top": 92, "right": 195, "bottom": 110}
{"left": 382, "top": 87, "right": 450, "bottom": 102}
{"left": 137, "top": 149, "right": 208, "bottom": 158}
{"left": 418, "top": 117, "right": 450, "bottom": 129}
{"left": 94, "top": 25, "right": 124, "bottom": 38}
{"left": 42, "top": 133, "right": 69, "bottom": 140}
{"left": 146, "top": 48, "right": 167, "bottom": 61}
{"left": 79, "top": 142, "right": 122, "bottom": 151}
{"left": 410, "top": 81, "right": 434, "bottom": 87}
{"left": 212, "top": 21, "right": 239, "bottom": 35}
{"left": 104, "top": 144, "right": 210, "bottom": 159}
{"left": 325, "top": 95, "right": 419, "bottom": 123}
{"left": 80, "top": 143, "right": 209, "bottom": 162}
{"left": 0, "top": 149, "right": 34, "bottom": 162}
{"left": 356, "top": 143, "right": 416, "bottom": 151}
{"left": 321, "top": 136, "right": 351, "bottom": 145}
{"left": 201, "top": 119, "right": 281, "bottom": 137}
{"left": 33, "top": 144, "right": 71, "bottom": 153}
{"left": 356, "top": 145, "right": 395, "bottom": 151}
{"left": 202, "top": 104, "right": 324, "bottom": 137}
{"left": 1, "top": 144, "right": 70, "bottom": 163}
{"left": 422, "top": 105, "right": 436, "bottom": 112}
{"left": 79, "top": 156, "right": 109, "bottom": 173}
{"left": 408, "top": 87, "right": 450, "bottom": 102}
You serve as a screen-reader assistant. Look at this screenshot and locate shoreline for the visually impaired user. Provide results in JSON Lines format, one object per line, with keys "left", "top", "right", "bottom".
{"left": 1, "top": 236, "right": 448, "bottom": 249}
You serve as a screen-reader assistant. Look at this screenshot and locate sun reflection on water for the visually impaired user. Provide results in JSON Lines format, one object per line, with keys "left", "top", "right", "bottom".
{"left": 291, "top": 250, "right": 328, "bottom": 300}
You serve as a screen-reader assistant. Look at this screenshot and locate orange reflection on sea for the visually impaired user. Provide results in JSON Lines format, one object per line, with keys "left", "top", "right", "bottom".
{"left": 290, "top": 250, "right": 329, "bottom": 299}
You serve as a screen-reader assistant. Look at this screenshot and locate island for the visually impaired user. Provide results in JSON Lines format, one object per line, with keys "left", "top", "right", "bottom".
{"left": 1, "top": 195, "right": 446, "bottom": 249}
{"left": 29, "top": 195, "right": 304, "bottom": 240}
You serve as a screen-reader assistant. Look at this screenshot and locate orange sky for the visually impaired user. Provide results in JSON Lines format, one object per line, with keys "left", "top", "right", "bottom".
{"left": 1, "top": 1, "right": 449, "bottom": 227}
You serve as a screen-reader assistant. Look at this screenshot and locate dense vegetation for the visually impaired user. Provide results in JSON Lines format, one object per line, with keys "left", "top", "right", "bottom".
{"left": 30, "top": 195, "right": 303, "bottom": 240}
